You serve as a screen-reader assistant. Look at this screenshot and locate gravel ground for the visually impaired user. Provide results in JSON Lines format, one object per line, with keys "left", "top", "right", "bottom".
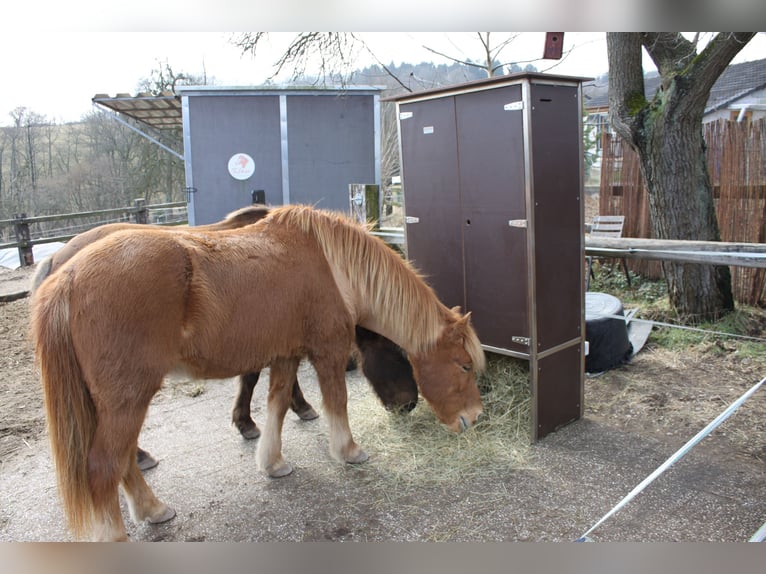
{"left": 1, "top": 264, "right": 765, "bottom": 542}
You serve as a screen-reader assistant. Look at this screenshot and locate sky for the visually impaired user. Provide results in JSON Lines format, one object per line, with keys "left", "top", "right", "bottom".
{"left": 0, "top": 31, "right": 765, "bottom": 126}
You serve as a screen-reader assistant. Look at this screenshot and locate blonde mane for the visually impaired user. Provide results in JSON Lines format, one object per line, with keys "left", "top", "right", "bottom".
{"left": 266, "top": 205, "right": 485, "bottom": 371}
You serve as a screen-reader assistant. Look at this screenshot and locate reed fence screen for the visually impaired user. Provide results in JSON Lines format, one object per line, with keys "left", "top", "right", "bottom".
{"left": 599, "top": 118, "right": 766, "bottom": 306}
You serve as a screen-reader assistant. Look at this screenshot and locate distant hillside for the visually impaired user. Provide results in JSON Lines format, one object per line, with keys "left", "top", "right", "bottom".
{"left": 351, "top": 60, "right": 538, "bottom": 96}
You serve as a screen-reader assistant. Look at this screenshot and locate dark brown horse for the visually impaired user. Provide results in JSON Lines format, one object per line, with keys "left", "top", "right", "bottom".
{"left": 31, "top": 206, "right": 419, "bottom": 455}
{"left": 31, "top": 205, "right": 485, "bottom": 540}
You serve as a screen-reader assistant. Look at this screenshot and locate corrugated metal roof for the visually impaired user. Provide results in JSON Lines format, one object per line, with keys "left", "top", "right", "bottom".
{"left": 93, "top": 85, "right": 383, "bottom": 131}
{"left": 92, "top": 91, "right": 182, "bottom": 129}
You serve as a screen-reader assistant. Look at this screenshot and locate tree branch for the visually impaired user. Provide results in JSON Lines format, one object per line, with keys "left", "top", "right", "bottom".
{"left": 684, "top": 32, "right": 757, "bottom": 96}
{"left": 640, "top": 33, "right": 696, "bottom": 78}
{"left": 352, "top": 34, "right": 412, "bottom": 93}
{"left": 606, "top": 33, "right": 646, "bottom": 147}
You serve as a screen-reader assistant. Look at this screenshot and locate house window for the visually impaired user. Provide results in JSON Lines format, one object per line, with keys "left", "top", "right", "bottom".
{"left": 730, "top": 109, "right": 752, "bottom": 127}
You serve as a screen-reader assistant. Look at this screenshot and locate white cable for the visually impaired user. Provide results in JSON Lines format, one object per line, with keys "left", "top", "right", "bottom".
{"left": 577, "top": 376, "right": 766, "bottom": 542}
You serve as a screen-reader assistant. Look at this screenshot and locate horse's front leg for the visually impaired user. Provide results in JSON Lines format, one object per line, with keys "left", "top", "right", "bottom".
{"left": 313, "top": 356, "right": 368, "bottom": 465}
{"left": 256, "top": 358, "right": 300, "bottom": 478}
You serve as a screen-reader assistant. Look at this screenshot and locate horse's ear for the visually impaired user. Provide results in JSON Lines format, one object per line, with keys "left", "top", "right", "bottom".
{"left": 445, "top": 311, "right": 473, "bottom": 342}
{"left": 450, "top": 305, "right": 462, "bottom": 314}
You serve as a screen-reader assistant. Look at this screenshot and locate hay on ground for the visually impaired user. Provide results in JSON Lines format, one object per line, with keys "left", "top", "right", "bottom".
{"left": 347, "top": 353, "right": 532, "bottom": 486}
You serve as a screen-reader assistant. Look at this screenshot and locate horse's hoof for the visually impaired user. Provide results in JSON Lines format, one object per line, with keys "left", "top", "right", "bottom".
{"left": 267, "top": 461, "right": 294, "bottom": 478}
{"left": 137, "top": 450, "right": 159, "bottom": 471}
{"left": 148, "top": 506, "right": 176, "bottom": 524}
{"left": 346, "top": 449, "right": 369, "bottom": 464}
{"left": 295, "top": 406, "right": 319, "bottom": 421}
{"left": 237, "top": 423, "right": 261, "bottom": 440}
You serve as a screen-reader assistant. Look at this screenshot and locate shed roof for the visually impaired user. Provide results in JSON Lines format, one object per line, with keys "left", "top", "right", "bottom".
{"left": 92, "top": 91, "right": 182, "bottom": 129}
{"left": 386, "top": 71, "right": 592, "bottom": 103}
{"left": 92, "top": 85, "right": 383, "bottom": 132}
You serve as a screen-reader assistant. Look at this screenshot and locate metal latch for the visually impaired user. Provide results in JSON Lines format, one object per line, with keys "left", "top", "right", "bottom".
{"left": 504, "top": 101, "right": 523, "bottom": 111}
{"left": 508, "top": 219, "right": 527, "bottom": 228}
{"left": 512, "top": 336, "right": 530, "bottom": 346}
{"left": 405, "top": 216, "right": 420, "bottom": 224}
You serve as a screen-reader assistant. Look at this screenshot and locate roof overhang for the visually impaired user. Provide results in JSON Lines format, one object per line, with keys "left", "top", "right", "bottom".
{"left": 92, "top": 92, "right": 184, "bottom": 160}
{"left": 92, "top": 91, "right": 183, "bottom": 129}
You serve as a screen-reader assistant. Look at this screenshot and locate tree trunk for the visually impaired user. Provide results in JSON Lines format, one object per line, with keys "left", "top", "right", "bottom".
{"left": 606, "top": 33, "right": 754, "bottom": 322}
{"left": 636, "top": 91, "right": 734, "bottom": 320}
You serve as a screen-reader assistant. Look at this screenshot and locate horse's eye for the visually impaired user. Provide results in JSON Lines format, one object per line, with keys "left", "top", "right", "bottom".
{"left": 459, "top": 364, "right": 472, "bottom": 373}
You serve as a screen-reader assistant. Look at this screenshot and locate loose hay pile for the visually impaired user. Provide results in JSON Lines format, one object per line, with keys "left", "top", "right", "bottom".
{"left": 347, "top": 352, "right": 532, "bottom": 486}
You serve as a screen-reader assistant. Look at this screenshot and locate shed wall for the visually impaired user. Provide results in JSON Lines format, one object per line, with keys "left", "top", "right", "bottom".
{"left": 184, "top": 90, "right": 379, "bottom": 225}
{"left": 186, "top": 95, "right": 282, "bottom": 225}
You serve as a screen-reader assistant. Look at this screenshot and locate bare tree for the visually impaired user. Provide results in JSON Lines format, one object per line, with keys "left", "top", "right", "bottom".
{"left": 607, "top": 32, "right": 755, "bottom": 321}
{"left": 233, "top": 32, "right": 368, "bottom": 86}
{"left": 233, "top": 32, "right": 539, "bottom": 86}
{"left": 421, "top": 32, "right": 524, "bottom": 76}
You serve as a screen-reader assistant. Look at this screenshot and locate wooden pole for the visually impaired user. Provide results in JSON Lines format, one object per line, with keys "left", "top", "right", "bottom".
{"left": 586, "top": 236, "right": 766, "bottom": 268}
{"left": 13, "top": 214, "right": 34, "bottom": 267}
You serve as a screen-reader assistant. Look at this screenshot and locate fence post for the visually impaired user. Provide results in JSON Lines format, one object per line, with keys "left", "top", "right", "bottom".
{"left": 133, "top": 198, "right": 148, "bottom": 224}
{"left": 13, "top": 213, "right": 34, "bottom": 267}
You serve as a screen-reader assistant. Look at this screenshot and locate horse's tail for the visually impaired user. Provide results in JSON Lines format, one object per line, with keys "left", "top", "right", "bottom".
{"left": 30, "top": 269, "right": 96, "bottom": 538}
{"left": 29, "top": 255, "right": 53, "bottom": 295}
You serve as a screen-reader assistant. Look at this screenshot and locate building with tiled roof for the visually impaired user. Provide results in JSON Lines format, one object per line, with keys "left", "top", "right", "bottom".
{"left": 582, "top": 58, "right": 766, "bottom": 178}
{"left": 585, "top": 57, "right": 766, "bottom": 123}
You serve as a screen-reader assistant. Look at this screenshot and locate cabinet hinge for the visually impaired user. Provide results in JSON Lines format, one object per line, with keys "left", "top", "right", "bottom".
{"left": 512, "top": 336, "right": 530, "bottom": 346}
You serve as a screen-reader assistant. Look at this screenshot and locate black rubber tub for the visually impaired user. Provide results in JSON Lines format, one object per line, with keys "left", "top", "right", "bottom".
{"left": 585, "top": 292, "right": 633, "bottom": 373}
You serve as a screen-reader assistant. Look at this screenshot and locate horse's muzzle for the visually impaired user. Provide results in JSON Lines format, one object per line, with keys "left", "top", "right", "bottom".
{"left": 453, "top": 408, "right": 482, "bottom": 432}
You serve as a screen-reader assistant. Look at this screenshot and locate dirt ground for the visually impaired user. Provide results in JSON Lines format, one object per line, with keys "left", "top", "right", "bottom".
{"left": 1, "top": 263, "right": 765, "bottom": 542}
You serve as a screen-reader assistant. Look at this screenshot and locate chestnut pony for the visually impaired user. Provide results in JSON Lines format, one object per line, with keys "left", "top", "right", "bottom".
{"left": 31, "top": 206, "right": 419, "bottom": 450}
{"left": 31, "top": 204, "right": 485, "bottom": 541}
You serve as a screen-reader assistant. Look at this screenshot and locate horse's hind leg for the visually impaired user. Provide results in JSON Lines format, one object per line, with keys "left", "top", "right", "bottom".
{"left": 314, "top": 357, "right": 368, "bottom": 465}
{"left": 232, "top": 372, "right": 261, "bottom": 439}
{"left": 88, "top": 391, "right": 173, "bottom": 540}
{"left": 121, "top": 446, "right": 176, "bottom": 527}
{"left": 256, "top": 358, "right": 299, "bottom": 478}
{"left": 234, "top": 371, "right": 318, "bottom": 440}
{"left": 87, "top": 417, "right": 164, "bottom": 540}
{"left": 86, "top": 415, "right": 136, "bottom": 541}
{"left": 136, "top": 447, "right": 159, "bottom": 471}
{"left": 290, "top": 376, "right": 319, "bottom": 421}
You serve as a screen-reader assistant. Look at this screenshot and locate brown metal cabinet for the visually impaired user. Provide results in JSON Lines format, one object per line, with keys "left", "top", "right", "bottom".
{"left": 392, "top": 73, "right": 588, "bottom": 440}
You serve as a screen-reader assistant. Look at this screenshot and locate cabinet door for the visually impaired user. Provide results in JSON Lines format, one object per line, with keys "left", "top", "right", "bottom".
{"left": 399, "top": 97, "right": 464, "bottom": 310}
{"left": 456, "top": 85, "right": 528, "bottom": 352}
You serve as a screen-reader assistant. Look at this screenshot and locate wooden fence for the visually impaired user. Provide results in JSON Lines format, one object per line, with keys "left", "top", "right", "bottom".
{"left": 0, "top": 199, "right": 187, "bottom": 267}
{"left": 599, "top": 118, "right": 766, "bottom": 306}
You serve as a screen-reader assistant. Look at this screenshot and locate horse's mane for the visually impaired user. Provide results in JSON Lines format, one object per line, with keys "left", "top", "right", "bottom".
{"left": 193, "top": 205, "right": 272, "bottom": 232}
{"left": 266, "top": 205, "right": 484, "bottom": 370}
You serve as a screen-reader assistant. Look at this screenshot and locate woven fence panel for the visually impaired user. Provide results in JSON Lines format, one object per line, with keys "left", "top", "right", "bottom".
{"left": 599, "top": 119, "right": 766, "bottom": 306}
